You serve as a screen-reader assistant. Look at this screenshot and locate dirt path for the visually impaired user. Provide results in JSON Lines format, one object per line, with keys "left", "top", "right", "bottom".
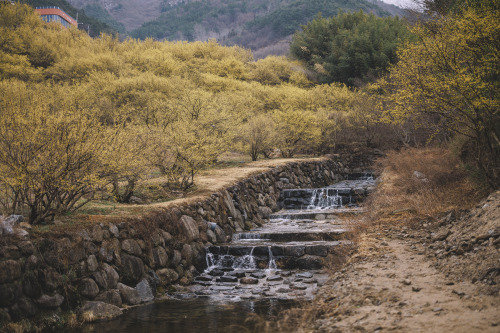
{"left": 310, "top": 233, "right": 500, "bottom": 332}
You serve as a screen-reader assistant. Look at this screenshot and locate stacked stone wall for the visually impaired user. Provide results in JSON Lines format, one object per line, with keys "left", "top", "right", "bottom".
{"left": 0, "top": 154, "right": 373, "bottom": 324}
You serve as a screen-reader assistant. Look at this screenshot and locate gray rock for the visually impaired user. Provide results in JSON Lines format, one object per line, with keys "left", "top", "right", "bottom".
{"left": 42, "top": 268, "right": 62, "bottom": 291}
{"left": 117, "top": 283, "right": 141, "bottom": 305}
{"left": 135, "top": 279, "right": 154, "bottom": 303}
{"left": 153, "top": 247, "right": 169, "bottom": 267}
{"left": 37, "top": 294, "right": 64, "bottom": 309}
{"left": 92, "top": 225, "right": 104, "bottom": 243}
{"left": 109, "top": 224, "right": 119, "bottom": 238}
{"left": 93, "top": 263, "right": 119, "bottom": 290}
{"left": 121, "top": 239, "right": 142, "bottom": 256}
{"left": 95, "top": 289, "right": 122, "bottom": 307}
{"left": 179, "top": 215, "right": 200, "bottom": 241}
{"left": 79, "top": 301, "right": 122, "bottom": 321}
{"left": 87, "top": 255, "right": 99, "bottom": 272}
{"left": 0, "top": 215, "right": 24, "bottom": 234}
{"left": 17, "top": 297, "right": 38, "bottom": 317}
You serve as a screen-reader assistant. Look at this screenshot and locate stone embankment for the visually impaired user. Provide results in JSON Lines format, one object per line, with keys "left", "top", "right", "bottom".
{"left": 0, "top": 154, "right": 373, "bottom": 325}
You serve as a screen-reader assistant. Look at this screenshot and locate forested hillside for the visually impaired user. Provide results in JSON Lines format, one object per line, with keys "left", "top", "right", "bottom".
{"left": 24, "top": 0, "right": 403, "bottom": 57}
{"left": 130, "top": 0, "right": 402, "bottom": 57}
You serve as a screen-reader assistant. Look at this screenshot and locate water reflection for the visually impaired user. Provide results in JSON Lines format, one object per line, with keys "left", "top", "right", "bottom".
{"left": 73, "top": 298, "right": 296, "bottom": 333}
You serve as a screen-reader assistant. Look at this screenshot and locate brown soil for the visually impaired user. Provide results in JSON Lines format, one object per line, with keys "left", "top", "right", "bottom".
{"left": 290, "top": 190, "right": 500, "bottom": 332}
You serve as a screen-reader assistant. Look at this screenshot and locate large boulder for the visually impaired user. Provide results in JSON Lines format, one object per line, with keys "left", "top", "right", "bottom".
{"left": 93, "top": 263, "right": 120, "bottom": 290}
{"left": 120, "top": 254, "right": 145, "bottom": 284}
{"left": 80, "top": 278, "right": 100, "bottom": 299}
{"left": 79, "top": 301, "right": 122, "bottom": 322}
{"left": 95, "top": 289, "right": 122, "bottom": 307}
{"left": 179, "top": 215, "right": 199, "bottom": 241}
{"left": 37, "top": 294, "right": 64, "bottom": 309}
{"left": 117, "top": 283, "right": 141, "bottom": 305}
{"left": 135, "top": 279, "right": 154, "bottom": 303}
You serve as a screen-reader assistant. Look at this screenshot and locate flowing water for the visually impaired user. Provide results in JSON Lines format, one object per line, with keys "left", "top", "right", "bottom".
{"left": 75, "top": 173, "right": 375, "bottom": 332}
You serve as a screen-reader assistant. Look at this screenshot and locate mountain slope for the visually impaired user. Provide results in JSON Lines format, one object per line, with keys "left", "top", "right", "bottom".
{"left": 130, "top": 0, "right": 403, "bottom": 57}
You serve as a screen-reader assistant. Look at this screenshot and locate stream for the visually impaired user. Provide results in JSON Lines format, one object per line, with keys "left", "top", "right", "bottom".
{"left": 74, "top": 173, "right": 375, "bottom": 332}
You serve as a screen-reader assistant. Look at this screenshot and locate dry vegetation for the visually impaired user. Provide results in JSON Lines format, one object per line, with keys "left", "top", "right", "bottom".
{"left": 367, "top": 148, "right": 483, "bottom": 226}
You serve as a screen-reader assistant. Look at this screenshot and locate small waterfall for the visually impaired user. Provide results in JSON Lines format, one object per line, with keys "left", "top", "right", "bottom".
{"left": 267, "top": 246, "right": 276, "bottom": 271}
{"left": 307, "top": 189, "right": 342, "bottom": 209}
{"left": 232, "top": 233, "right": 262, "bottom": 241}
{"left": 233, "top": 247, "right": 256, "bottom": 269}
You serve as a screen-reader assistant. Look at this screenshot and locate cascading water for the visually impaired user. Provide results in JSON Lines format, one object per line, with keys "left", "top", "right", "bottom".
{"left": 307, "top": 188, "right": 343, "bottom": 210}
{"left": 267, "top": 246, "right": 277, "bottom": 271}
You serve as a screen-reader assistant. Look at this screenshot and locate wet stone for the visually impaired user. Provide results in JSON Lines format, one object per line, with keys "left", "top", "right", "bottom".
{"left": 296, "top": 272, "right": 313, "bottom": 279}
{"left": 240, "top": 277, "right": 259, "bottom": 285}
{"left": 290, "top": 284, "right": 308, "bottom": 290}
{"left": 303, "top": 278, "right": 318, "bottom": 284}
{"left": 211, "top": 286, "right": 234, "bottom": 291}
{"left": 195, "top": 276, "right": 213, "bottom": 282}
{"left": 267, "top": 275, "right": 283, "bottom": 282}
{"left": 208, "top": 269, "right": 225, "bottom": 277}
{"left": 280, "top": 271, "right": 292, "bottom": 277}
{"left": 228, "top": 271, "right": 246, "bottom": 278}
{"left": 250, "top": 272, "right": 266, "bottom": 279}
{"left": 277, "top": 288, "right": 292, "bottom": 293}
{"left": 218, "top": 276, "right": 238, "bottom": 283}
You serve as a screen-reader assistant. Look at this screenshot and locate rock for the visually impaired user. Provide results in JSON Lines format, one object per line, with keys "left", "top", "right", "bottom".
{"left": 17, "top": 298, "right": 38, "bottom": 318}
{"left": 109, "top": 224, "right": 119, "bottom": 238}
{"left": 180, "top": 215, "right": 200, "bottom": 241}
{"left": 93, "top": 263, "right": 119, "bottom": 290}
{"left": 412, "top": 286, "right": 422, "bottom": 292}
{"left": 402, "top": 279, "right": 412, "bottom": 286}
{"left": 120, "top": 254, "right": 145, "bottom": 284}
{"left": 170, "top": 250, "right": 182, "bottom": 267}
{"left": 296, "top": 272, "right": 313, "bottom": 279}
{"left": 92, "top": 225, "right": 104, "bottom": 243}
{"left": 117, "top": 283, "right": 141, "bottom": 305}
{"left": 129, "top": 196, "right": 143, "bottom": 204}
{"left": 0, "top": 260, "right": 21, "bottom": 284}
{"left": 153, "top": 247, "right": 169, "bottom": 267}
{"left": 240, "top": 277, "right": 259, "bottom": 285}
{"left": 218, "top": 276, "right": 238, "bottom": 283}
{"left": 432, "top": 230, "right": 451, "bottom": 242}
{"left": 250, "top": 272, "right": 266, "bottom": 279}
{"left": 135, "top": 279, "right": 154, "bottom": 303}
{"left": 87, "top": 255, "right": 99, "bottom": 272}
{"left": 41, "top": 268, "right": 62, "bottom": 291}
{"left": 258, "top": 206, "right": 273, "bottom": 219}
{"left": 121, "top": 239, "right": 142, "bottom": 256}
{"left": 0, "top": 215, "right": 24, "bottom": 234}
{"left": 208, "top": 268, "right": 225, "bottom": 277}
{"left": 80, "top": 278, "right": 100, "bottom": 298}
{"left": 206, "top": 229, "right": 217, "bottom": 243}
{"left": 95, "top": 289, "right": 122, "bottom": 307}
{"left": 79, "top": 301, "right": 122, "bottom": 321}
{"left": 156, "top": 268, "right": 179, "bottom": 285}
{"left": 37, "top": 294, "right": 64, "bottom": 309}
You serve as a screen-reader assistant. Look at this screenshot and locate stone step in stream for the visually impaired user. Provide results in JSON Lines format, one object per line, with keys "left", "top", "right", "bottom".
{"left": 180, "top": 173, "right": 375, "bottom": 301}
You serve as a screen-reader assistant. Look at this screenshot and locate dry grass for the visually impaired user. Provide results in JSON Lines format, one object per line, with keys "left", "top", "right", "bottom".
{"left": 61, "top": 155, "right": 325, "bottom": 223}
{"left": 366, "top": 147, "right": 482, "bottom": 227}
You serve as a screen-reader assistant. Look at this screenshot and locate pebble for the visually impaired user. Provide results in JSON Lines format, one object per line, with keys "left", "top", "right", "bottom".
{"left": 412, "top": 286, "right": 422, "bottom": 292}
{"left": 402, "top": 279, "right": 412, "bottom": 286}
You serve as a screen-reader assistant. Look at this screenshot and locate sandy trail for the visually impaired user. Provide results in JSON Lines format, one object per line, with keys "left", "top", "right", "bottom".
{"left": 311, "top": 233, "right": 500, "bottom": 332}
